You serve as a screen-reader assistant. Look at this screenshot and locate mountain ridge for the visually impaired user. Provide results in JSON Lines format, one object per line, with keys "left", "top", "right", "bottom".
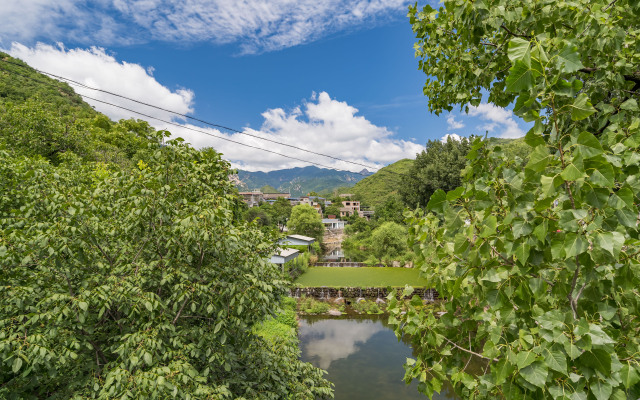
{"left": 231, "top": 165, "right": 373, "bottom": 197}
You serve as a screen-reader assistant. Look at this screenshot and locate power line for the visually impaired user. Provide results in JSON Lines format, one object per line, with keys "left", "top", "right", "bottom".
{"left": 0, "top": 65, "right": 361, "bottom": 174}
{"left": 0, "top": 58, "right": 411, "bottom": 177}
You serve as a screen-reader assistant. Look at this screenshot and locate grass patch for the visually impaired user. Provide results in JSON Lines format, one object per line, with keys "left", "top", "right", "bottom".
{"left": 293, "top": 267, "right": 428, "bottom": 288}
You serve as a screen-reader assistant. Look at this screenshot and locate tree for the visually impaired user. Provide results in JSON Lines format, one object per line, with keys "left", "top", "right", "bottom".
{"left": 0, "top": 141, "right": 332, "bottom": 399}
{"left": 324, "top": 204, "right": 341, "bottom": 218}
{"left": 374, "top": 195, "right": 406, "bottom": 224}
{"left": 245, "top": 206, "right": 272, "bottom": 227}
{"left": 389, "top": 1, "right": 640, "bottom": 399}
{"left": 270, "top": 197, "right": 293, "bottom": 230}
{"left": 400, "top": 136, "right": 471, "bottom": 209}
{"left": 370, "top": 222, "right": 408, "bottom": 262}
{"left": 287, "top": 205, "right": 324, "bottom": 242}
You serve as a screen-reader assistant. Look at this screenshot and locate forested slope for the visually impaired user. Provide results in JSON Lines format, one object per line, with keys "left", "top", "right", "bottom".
{"left": 0, "top": 53, "right": 331, "bottom": 399}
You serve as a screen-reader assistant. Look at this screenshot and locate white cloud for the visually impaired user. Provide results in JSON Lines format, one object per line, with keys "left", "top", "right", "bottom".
{"left": 163, "top": 92, "right": 424, "bottom": 172}
{"left": 4, "top": 43, "right": 421, "bottom": 172}
{"left": 467, "top": 103, "right": 525, "bottom": 138}
{"left": 6, "top": 42, "right": 194, "bottom": 122}
{"left": 446, "top": 114, "right": 465, "bottom": 130}
{"left": 0, "top": 0, "right": 409, "bottom": 54}
{"left": 440, "top": 133, "right": 462, "bottom": 142}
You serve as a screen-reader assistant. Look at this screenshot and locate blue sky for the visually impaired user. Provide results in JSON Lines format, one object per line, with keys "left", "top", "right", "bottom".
{"left": 0, "top": 0, "right": 528, "bottom": 172}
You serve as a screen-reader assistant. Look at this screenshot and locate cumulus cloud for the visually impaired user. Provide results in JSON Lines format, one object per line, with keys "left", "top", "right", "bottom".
{"left": 467, "top": 103, "right": 525, "bottom": 138}
{"left": 5, "top": 43, "right": 420, "bottom": 172}
{"left": 446, "top": 114, "right": 465, "bottom": 130}
{"left": 163, "top": 92, "right": 424, "bottom": 172}
{"left": 6, "top": 42, "right": 194, "bottom": 122}
{"left": 440, "top": 133, "right": 462, "bottom": 142}
{"left": 0, "top": 0, "right": 409, "bottom": 54}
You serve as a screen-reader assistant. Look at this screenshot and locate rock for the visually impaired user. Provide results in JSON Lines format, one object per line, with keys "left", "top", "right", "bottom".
{"left": 327, "top": 309, "right": 342, "bottom": 316}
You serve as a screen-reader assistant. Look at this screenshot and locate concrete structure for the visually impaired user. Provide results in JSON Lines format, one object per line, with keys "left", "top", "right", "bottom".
{"left": 322, "top": 218, "right": 346, "bottom": 229}
{"left": 263, "top": 192, "right": 290, "bottom": 200}
{"left": 300, "top": 197, "right": 323, "bottom": 217}
{"left": 269, "top": 248, "right": 300, "bottom": 272}
{"left": 339, "top": 200, "right": 360, "bottom": 217}
{"left": 279, "top": 234, "right": 316, "bottom": 247}
{"left": 238, "top": 190, "right": 290, "bottom": 207}
{"left": 238, "top": 190, "right": 263, "bottom": 208}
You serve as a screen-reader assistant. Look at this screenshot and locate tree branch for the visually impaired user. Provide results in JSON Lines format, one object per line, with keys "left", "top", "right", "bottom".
{"left": 172, "top": 297, "right": 190, "bottom": 325}
{"left": 443, "top": 337, "right": 499, "bottom": 362}
{"left": 500, "top": 24, "right": 532, "bottom": 39}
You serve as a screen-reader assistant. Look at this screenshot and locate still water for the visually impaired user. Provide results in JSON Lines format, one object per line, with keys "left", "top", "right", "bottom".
{"left": 298, "top": 315, "right": 457, "bottom": 400}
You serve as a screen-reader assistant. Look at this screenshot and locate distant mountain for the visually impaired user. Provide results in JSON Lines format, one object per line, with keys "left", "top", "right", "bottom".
{"left": 349, "top": 159, "right": 414, "bottom": 209}
{"left": 231, "top": 166, "right": 373, "bottom": 197}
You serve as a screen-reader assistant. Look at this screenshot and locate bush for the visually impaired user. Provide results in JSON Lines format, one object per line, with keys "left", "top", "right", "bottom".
{"left": 351, "top": 299, "right": 383, "bottom": 314}
{"left": 298, "top": 296, "right": 330, "bottom": 314}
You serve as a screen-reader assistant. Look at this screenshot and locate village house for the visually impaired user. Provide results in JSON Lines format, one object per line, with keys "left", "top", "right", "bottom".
{"left": 238, "top": 190, "right": 290, "bottom": 207}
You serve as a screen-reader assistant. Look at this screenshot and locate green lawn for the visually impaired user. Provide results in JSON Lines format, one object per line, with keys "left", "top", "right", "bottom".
{"left": 294, "top": 267, "right": 428, "bottom": 288}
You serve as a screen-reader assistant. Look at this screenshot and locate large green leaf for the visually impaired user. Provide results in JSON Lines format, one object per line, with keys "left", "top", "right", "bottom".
{"left": 570, "top": 93, "right": 596, "bottom": 121}
{"left": 508, "top": 38, "right": 531, "bottom": 62}
{"left": 579, "top": 349, "right": 611, "bottom": 375}
{"left": 519, "top": 362, "right": 548, "bottom": 388}
{"left": 556, "top": 44, "right": 584, "bottom": 73}
{"left": 526, "top": 145, "right": 550, "bottom": 172}
{"left": 560, "top": 164, "right": 585, "bottom": 181}
{"left": 576, "top": 131, "right": 604, "bottom": 159}
{"left": 542, "top": 347, "right": 568, "bottom": 375}
{"left": 619, "top": 364, "right": 640, "bottom": 388}
{"left": 506, "top": 60, "right": 534, "bottom": 92}
{"left": 590, "top": 380, "right": 612, "bottom": 400}
{"left": 564, "top": 233, "right": 588, "bottom": 258}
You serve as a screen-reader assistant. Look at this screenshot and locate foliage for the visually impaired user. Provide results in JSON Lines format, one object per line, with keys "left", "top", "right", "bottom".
{"left": 244, "top": 206, "right": 272, "bottom": 226}
{"left": 389, "top": 1, "right": 640, "bottom": 399}
{"left": 298, "top": 297, "right": 331, "bottom": 314}
{"left": 352, "top": 299, "right": 383, "bottom": 314}
{"left": 287, "top": 205, "right": 325, "bottom": 242}
{"left": 374, "top": 195, "right": 406, "bottom": 224}
{"left": 270, "top": 197, "right": 293, "bottom": 229}
{"left": 324, "top": 204, "right": 341, "bottom": 218}
{"left": 0, "top": 53, "right": 96, "bottom": 117}
{"left": 348, "top": 159, "right": 415, "bottom": 209}
{"left": 0, "top": 59, "right": 332, "bottom": 398}
{"left": 400, "top": 136, "right": 471, "bottom": 209}
{"left": 370, "top": 222, "right": 410, "bottom": 262}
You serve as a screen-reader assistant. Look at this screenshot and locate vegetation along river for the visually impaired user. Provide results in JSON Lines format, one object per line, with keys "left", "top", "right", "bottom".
{"left": 298, "top": 314, "right": 457, "bottom": 399}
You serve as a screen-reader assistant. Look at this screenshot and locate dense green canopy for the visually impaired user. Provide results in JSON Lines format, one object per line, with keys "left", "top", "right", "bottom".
{"left": 390, "top": 0, "right": 640, "bottom": 399}
{"left": 0, "top": 54, "right": 331, "bottom": 399}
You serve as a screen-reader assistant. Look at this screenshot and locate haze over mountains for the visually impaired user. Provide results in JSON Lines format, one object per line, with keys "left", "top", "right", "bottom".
{"left": 231, "top": 166, "right": 373, "bottom": 197}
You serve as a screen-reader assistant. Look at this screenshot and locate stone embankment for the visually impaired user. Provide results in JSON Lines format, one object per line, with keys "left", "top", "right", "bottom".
{"left": 312, "top": 261, "right": 414, "bottom": 268}
{"left": 290, "top": 287, "right": 439, "bottom": 301}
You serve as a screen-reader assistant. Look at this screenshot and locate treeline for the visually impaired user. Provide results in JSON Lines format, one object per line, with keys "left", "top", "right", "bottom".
{"left": 0, "top": 53, "right": 332, "bottom": 399}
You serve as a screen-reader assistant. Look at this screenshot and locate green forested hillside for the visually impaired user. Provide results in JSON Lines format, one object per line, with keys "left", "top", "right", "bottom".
{"left": 236, "top": 165, "right": 369, "bottom": 196}
{"left": 0, "top": 54, "right": 331, "bottom": 399}
{"left": 348, "top": 158, "right": 414, "bottom": 209}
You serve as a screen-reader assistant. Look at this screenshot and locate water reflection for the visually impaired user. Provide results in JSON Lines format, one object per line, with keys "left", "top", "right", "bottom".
{"left": 299, "top": 318, "right": 383, "bottom": 369}
{"left": 299, "top": 315, "right": 457, "bottom": 400}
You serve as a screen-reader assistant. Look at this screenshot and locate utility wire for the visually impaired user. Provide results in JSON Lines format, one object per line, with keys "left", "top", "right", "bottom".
{"left": 0, "top": 65, "right": 360, "bottom": 174}
{"left": 0, "top": 58, "right": 411, "bottom": 177}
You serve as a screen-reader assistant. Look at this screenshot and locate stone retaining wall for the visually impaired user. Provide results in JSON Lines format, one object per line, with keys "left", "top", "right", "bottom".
{"left": 290, "top": 287, "right": 439, "bottom": 301}
{"left": 312, "top": 261, "right": 414, "bottom": 268}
